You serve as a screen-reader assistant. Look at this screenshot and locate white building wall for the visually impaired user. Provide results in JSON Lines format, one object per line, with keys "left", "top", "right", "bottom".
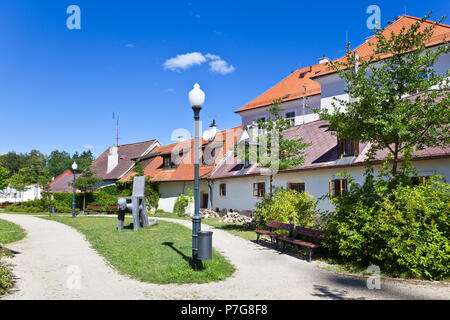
{"left": 210, "top": 158, "right": 450, "bottom": 214}
{"left": 0, "top": 185, "right": 42, "bottom": 203}
{"left": 157, "top": 180, "right": 209, "bottom": 214}
{"left": 239, "top": 95, "right": 321, "bottom": 127}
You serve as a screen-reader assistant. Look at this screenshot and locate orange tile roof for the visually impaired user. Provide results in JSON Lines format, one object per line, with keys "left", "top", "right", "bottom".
{"left": 235, "top": 16, "right": 449, "bottom": 114}
{"left": 313, "top": 15, "right": 450, "bottom": 78}
{"left": 235, "top": 63, "right": 327, "bottom": 113}
{"left": 120, "top": 126, "right": 244, "bottom": 182}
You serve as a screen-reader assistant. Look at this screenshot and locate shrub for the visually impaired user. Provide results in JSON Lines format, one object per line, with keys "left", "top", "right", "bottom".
{"left": 173, "top": 189, "right": 193, "bottom": 217}
{"left": 326, "top": 173, "right": 449, "bottom": 280}
{"left": 0, "top": 248, "right": 13, "bottom": 296}
{"left": 254, "top": 188, "right": 317, "bottom": 228}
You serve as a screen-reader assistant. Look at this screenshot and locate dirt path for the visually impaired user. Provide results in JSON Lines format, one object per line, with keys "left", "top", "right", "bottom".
{"left": 0, "top": 214, "right": 448, "bottom": 300}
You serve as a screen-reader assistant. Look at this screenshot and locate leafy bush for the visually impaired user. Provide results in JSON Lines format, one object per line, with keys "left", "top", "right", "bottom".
{"left": 254, "top": 188, "right": 317, "bottom": 228}
{"left": 326, "top": 172, "right": 449, "bottom": 280}
{"left": 173, "top": 189, "right": 193, "bottom": 217}
{"left": 0, "top": 248, "right": 14, "bottom": 296}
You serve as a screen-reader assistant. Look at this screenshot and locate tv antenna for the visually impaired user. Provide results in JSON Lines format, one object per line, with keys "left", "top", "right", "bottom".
{"left": 112, "top": 112, "right": 121, "bottom": 147}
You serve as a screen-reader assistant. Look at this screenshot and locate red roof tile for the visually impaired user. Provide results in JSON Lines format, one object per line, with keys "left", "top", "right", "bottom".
{"left": 120, "top": 127, "right": 244, "bottom": 182}
{"left": 210, "top": 120, "right": 450, "bottom": 179}
{"left": 90, "top": 139, "right": 158, "bottom": 181}
{"left": 235, "top": 63, "right": 327, "bottom": 113}
{"left": 313, "top": 15, "right": 450, "bottom": 79}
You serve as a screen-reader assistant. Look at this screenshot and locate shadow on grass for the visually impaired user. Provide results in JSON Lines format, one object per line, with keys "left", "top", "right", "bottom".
{"left": 0, "top": 246, "right": 21, "bottom": 255}
{"left": 162, "top": 241, "right": 204, "bottom": 271}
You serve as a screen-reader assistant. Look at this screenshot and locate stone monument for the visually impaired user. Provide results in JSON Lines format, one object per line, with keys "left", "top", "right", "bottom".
{"left": 117, "top": 176, "right": 157, "bottom": 231}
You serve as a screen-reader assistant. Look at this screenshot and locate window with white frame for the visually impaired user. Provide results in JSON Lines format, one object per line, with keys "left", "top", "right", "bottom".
{"left": 285, "top": 112, "right": 295, "bottom": 126}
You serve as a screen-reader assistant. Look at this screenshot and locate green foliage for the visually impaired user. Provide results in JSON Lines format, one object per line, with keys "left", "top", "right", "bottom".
{"left": 0, "top": 219, "right": 26, "bottom": 296}
{"left": 235, "top": 99, "right": 311, "bottom": 196}
{"left": 254, "top": 188, "right": 317, "bottom": 227}
{"left": 133, "top": 160, "right": 145, "bottom": 176}
{"left": 116, "top": 178, "right": 160, "bottom": 211}
{"left": 319, "top": 13, "right": 450, "bottom": 180}
{"left": 0, "top": 166, "right": 9, "bottom": 191}
{"left": 173, "top": 189, "right": 193, "bottom": 217}
{"left": 326, "top": 172, "right": 449, "bottom": 280}
{"left": 0, "top": 248, "right": 14, "bottom": 296}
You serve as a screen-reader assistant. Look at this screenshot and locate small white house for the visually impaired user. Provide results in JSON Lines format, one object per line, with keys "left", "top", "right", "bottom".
{"left": 0, "top": 185, "right": 42, "bottom": 203}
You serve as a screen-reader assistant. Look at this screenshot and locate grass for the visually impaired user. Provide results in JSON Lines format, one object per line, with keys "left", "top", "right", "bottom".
{"left": 0, "top": 219, "right": 26, "bottom": 244}
{"left": 0, "top": 219, "right": 26, "bottom": 296}
{"left": 153, "top": 212, "right": 257, "bottom": 241}
{"left": 42, "top": 215, "right": 235, "bottom": 284}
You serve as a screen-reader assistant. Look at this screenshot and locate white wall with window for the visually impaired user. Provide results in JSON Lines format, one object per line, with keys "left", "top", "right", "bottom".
{"left": 210, "top": 158, "right": 450, "bottom": 214}
{"left": 238, "top": 95, "right": 321, "bottom": 128}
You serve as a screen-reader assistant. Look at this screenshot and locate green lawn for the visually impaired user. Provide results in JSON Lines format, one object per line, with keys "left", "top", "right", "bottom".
{"left": 42, "top": 215, "right": 235, "bottom": 284}
{"left": 153, "top": 213, "right": 257, "bottom": 241}
{"left": 0, "top": 219, "right": 26, "bottom": 244}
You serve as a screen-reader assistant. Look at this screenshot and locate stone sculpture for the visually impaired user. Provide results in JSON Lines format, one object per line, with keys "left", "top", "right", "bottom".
{"left": 117, "top": 176, "right": 157, "bottom": 231}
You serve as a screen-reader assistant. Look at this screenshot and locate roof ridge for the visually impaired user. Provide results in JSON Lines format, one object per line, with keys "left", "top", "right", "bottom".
{"left": 117, "top": 139, "right": 156, "bottom": 148}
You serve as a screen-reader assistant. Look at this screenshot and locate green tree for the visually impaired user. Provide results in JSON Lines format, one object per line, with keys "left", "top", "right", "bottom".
{"left": 319, "top": 13, "right": 450, "bottom": 184}
{"left": 46, "top": 150, "right": 73, "bottom": 178}
{"left": 0, "top": 152, "right": 29, "bottom": 177}
{"left": 236, "top": 99, "right": 311, "bottom": 197}
{"left": 0, "top": 167, "right": 10, "bottom": 191}
{"left": 72, "top": 168, "right": 103, "bottom": 210}
{"left": 72, "top": 150, "right": 94, "bottom": 172}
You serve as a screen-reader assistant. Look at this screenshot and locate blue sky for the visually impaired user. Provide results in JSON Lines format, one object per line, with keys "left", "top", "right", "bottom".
{"left": 1, "top": 0, "right": 448, "bottom": 157}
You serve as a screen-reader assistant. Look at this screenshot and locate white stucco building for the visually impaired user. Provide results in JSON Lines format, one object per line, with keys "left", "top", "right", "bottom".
{"left": 208, "top": 15, "right": 450, "bottom": 214}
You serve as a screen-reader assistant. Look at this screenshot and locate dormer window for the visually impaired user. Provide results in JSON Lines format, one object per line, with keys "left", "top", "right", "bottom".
{"left": 338, "top": 139, "right": 359, "bottom": 158}
{"left": 162, "top": 154, "right": 176, "bottom": 169}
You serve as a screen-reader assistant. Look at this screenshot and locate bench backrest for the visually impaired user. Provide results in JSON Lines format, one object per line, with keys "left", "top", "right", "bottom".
{"left": 267, "top": 221, "right": 294, "bottom": 232}
{"left": 294, "top": 226, "right": 328, "bottom": 240}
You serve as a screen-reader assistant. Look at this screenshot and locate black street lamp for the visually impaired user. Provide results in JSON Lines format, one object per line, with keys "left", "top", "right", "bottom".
{"left": 188, "top": 83, "right": 205, "bottom": 269}
{"left": 72, "top": 161, "right": 78, "bottom": 218}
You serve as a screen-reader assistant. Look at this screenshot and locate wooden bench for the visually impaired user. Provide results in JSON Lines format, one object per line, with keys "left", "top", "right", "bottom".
{"left": 255, "top": 221, "right": 293, "bottom": 244}
{"left": 255, "top": 221, "right": 327, "bottom": 262}
{"left": 84, "top": 206, "right": 103, "bottom": 214}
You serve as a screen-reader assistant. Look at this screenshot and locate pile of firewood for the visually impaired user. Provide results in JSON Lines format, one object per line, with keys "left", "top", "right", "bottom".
{"left": 188, "top": 209, "right": 221, "bottom": 219}
{"left": 219, "top": 211, "right": 254, "bottom": 224}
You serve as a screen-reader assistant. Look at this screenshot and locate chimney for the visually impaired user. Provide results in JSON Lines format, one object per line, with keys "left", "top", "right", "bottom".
{"left": 177, "top": 136, "right": 185, "bottom": 142}
{"left": 210, "top": 119, "right": 216, "bottom": 128}
{"left": 107, "top": 146, "right": 119, "bottom": 174}
{"left": 319, "top": 56, "right": 330, "bottom": 64}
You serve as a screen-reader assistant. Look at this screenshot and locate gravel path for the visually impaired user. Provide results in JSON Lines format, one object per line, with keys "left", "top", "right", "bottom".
{"left": 0, "top": 213, "right": 448, "bottom": 300}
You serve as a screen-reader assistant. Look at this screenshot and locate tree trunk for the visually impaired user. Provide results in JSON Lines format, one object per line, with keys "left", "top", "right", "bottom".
{"left": 83, "top": 193, "right": 86, "bottom": 211}
{"left": 269, "top": 174, "right": 273, "bottom": 199}
{"left": 392, "top": 149, "right": 399, "bottom": 186}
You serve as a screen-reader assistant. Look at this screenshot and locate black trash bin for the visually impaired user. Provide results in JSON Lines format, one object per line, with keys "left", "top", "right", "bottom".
{"left": 197, "top": 231, "right": 213, "bottom": 260}
{"left": 50, "top": 206, "right": 56, "bottom": 214}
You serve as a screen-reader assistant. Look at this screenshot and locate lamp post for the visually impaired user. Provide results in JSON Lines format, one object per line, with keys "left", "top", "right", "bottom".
{"left": 72, "top": 161, "right": 78, "bottom": 218}
{"left": 188, "top": 83, "right": 205, "bottom": 269}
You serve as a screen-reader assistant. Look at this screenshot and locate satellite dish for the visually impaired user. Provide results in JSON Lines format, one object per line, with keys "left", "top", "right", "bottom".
{"left": 203, "top": 120, "right": 217, "bottom": 142}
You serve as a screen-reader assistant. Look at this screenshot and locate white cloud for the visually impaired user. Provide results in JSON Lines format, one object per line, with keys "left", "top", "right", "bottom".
{"left": 208, "top": 57, "right": 235, "bottom": 75}
{"left": 163, "top": 52, "right": 235, "bottom": 75}
{"left": 165, "top": 88, "right": 174, "bottom": 92}
{"left": 125, "top": 43, "right": 135, "bottom": 48}
{"left": 82, "top": 145, "right": 94, "bottom": 149}
{"left": 163, "top": 52, "right": 206, "bottom": 71}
